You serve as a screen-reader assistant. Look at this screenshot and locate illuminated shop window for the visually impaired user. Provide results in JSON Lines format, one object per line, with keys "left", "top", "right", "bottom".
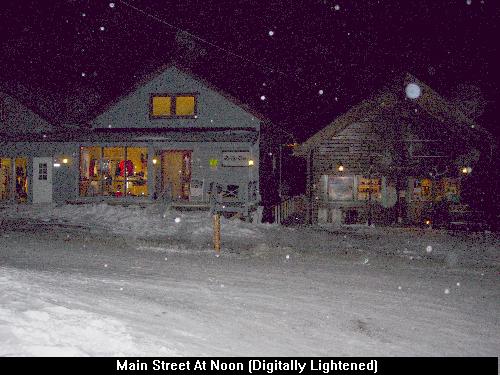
{"left": 79, "top": 146, "right": 148, "bottom": 197}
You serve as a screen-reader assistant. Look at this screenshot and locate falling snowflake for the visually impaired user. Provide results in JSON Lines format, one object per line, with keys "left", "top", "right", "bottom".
{"left": 285, "top": 254, "right": 290, "bottom": 259}
{"left": 109, "top": 2, "right": 115, "bottom": 7}
{"left": 81, "top": 72, "right": 86, "bottom": 77}
{"left": 456, "top": 282, "right": 460, "bottom": 287}
{"left": 104, "top": 264, "right": 108, "bottom": 268}
{"left": 398, "top": 286, "right": 402, "bottom": 290}
{"left": 444, "top": 288, "right": 450, "bottom": 294}
{"left": 268, "top": 30, "right": 274, "bottom": 36}
{"left": 426, "top": 245, "right": 432, "bottom": 253}
{"left": 260, "top": 95, "right": 266, "bottom": 100}
{"left": 82, "top": 13, "right": 86, "bottom": 17}
{"left": 99, "top": 26, "right": 105, "bottom": 31}
{"left": 334, "top": 4, "right": 340, "bottom": 10}
{"left": 319, "top": 89, "right": 324, "bottom": 95}
{"left": 405, "top": 83, "right": 421, "bottom": 99}
{"left": 174, "top": 217, "right": 181, "bottom": 223}
{"left": 466, "top": 0, "right": 472, "bottom": 5}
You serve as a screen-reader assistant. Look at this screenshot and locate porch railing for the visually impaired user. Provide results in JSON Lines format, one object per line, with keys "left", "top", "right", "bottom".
{"left": 273, "top": 195, "right": 306, "bottom": 225}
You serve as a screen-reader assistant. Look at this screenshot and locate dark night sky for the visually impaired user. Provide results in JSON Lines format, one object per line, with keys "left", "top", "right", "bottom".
{"left": 0, "top": 0, "right": 498, "bottom": 141}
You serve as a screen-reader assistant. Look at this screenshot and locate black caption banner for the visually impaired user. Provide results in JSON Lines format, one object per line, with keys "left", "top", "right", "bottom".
{"left": 0, "top": 357, "right": 497, "bottom": 375}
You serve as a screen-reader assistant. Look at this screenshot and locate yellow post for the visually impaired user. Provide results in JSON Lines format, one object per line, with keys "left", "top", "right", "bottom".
{"left": 213, "top": 213, "right": 221, "bottom": 256}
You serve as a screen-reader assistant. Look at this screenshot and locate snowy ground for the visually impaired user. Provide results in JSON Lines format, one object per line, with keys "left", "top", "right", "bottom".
{"left": 0, "top": 203, "right": 499, "bottom": 356}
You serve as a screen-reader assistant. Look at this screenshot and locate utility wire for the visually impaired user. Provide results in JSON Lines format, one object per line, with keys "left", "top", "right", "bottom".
{"left": 117, "top": 0, "right": 322, "bottom": 93}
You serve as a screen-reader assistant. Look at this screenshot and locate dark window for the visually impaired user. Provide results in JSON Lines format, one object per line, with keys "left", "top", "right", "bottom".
{"left": 38, "top": 163, "right": 48, "bottom": 180}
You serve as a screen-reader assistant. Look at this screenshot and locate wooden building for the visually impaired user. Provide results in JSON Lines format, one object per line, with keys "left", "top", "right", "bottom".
{"left": 294, "top": 74, "right": 493, "bottom": 226}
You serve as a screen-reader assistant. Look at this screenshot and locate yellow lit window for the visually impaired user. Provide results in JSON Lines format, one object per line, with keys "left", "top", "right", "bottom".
{"left": 175, "top": 96, "right": 195, "bottom": 116}
{"left": 152, "top": 96, "right": 171, "bottom": 117}
{"left": 357, "top": 177, "right": 381, "bottom": 200}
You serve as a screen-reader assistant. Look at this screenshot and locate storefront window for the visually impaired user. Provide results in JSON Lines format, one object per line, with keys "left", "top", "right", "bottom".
{"left": 440, "top": 178, "right": 460, "bottom": 203}
{"left": 0, "top": 158, "right": 12, "bottom": 200}
{"left": 412, "top": 178, "right": 432, "bottom": 201}
{"left": 357, "top": 177, "right": 381, "bottom": 200}
{"left": 15, "top": 158, "right": 28, "bottom": 202}
{"left": 322, "top": 175, "right": 354, "bottom": 201}
{"left": 79, "top": 146, "right": 148, "bottom": 198}
{"left": 102, "top": 147, "right": 125, "bottom": 196}
{"left": 125, "top": 147, "right": 148, "bottom": 197}
{"left": 80, "top": 146, "right": 102, "bottom": 196}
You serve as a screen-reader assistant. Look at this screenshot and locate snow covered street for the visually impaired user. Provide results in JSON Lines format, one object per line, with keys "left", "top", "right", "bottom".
{"left": 0, "top": 204, "right": 499, "bottom": 356}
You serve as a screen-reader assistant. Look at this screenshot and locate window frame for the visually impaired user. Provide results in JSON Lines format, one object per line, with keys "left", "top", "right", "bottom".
{"left": 149, "top": 93, "right": 198, "bottom": 119}
{"left": 38, "top": 162, "right": 48, "bottom": 181}
{"left": 79, "top": 146, "right": 149, "bottom": 198}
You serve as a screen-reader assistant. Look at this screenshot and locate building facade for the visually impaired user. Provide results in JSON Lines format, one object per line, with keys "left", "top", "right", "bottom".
{"left": 295, "top": 74, "right": 492, "bottom": 227}
{"left": 1, "top": 66, "right": 261, "bottom": 217}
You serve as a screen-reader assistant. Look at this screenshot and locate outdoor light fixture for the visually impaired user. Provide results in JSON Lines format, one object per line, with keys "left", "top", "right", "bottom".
{"left": 62, "top": 158, "right": 69, "bottom": 164}
{"left": 152, "top": 158, "right": 158, "bottom": 165}
{"left": 248, "top": 159, "right": 254, "bottom": 166}
{"left": 425, "top": 219, "right": 431, "bottom": 226}
{"left": 338, "top": 164, "right": 344, "bottom": 172}
{"left": 461, "top": 166, "right": 472, "bottom": 175}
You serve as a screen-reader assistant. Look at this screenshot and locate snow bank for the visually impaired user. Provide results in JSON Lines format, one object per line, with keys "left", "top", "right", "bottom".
{"left": 1, "top": 203, "right": 265, "bottom": 240}
{"left": 0, "top": 267, "right": 176, "bottom": 356}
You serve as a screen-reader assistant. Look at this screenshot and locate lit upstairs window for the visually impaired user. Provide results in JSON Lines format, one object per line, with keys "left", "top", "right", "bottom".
{"left": 151, "top": 96, "right": 171, "bottom": 117}
{"left": 175, "top": 95, "right": 196, "bottom": 116}
{"left": 150, "top": 94, "right": 197, "bottom": 118}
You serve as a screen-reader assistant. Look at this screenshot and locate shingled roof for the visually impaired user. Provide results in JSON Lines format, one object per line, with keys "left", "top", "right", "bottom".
{"left": 295, "top": 73, "right": 490, "bottom": 156}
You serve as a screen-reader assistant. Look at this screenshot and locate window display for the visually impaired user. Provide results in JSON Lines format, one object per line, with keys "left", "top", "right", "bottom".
{"left": 357, "top": 177, "right": 381, "bottom": 200}
{"left": 79, "top": 146, "right": 148, "bottom": 197}
{"left": 412, "top": 178, "right": 433, "bottom": 201}
{"left": 0, "top": 158, "right": 12, "bottom": 200}
{"left": 326, "top": 176, "right": 354, "bottom": 201}
{"left": 15, "top": 158, "right": 28, "bottom": 202}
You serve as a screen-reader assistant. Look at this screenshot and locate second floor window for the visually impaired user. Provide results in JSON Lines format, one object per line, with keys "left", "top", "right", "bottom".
{"left": 151, "top": 94, "right": 197, "bottom": 118}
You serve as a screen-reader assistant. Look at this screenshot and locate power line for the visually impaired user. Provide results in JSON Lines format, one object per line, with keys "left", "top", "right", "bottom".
{"left": 116, "top": 0, "right": 322, "bottom": 93}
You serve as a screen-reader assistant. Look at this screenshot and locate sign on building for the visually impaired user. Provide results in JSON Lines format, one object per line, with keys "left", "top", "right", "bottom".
{"left": 222, "top": 151, "right": 250, "bottom": 167}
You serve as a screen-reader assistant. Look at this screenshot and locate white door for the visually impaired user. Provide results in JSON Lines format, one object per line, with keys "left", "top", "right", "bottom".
{"left": 33, "top": 157, "right": 53, "bottom": 203}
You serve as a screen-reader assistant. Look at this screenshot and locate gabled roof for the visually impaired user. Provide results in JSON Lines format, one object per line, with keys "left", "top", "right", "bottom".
{"left": 0, "top": 91, "right": 55, "bottom": 135}
{"left": 295, "top": 73, "right": 491, "bottom": 156}
{"left": 89, "top": 61, "right": 269, "bottom": 127}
